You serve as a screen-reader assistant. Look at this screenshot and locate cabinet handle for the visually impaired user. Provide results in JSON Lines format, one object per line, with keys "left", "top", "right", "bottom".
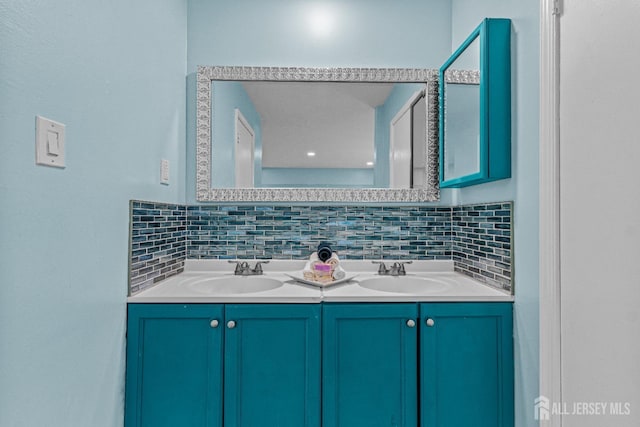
{"left": 425, "top": 318, "right": 435, "bottom": 327}
{"left": 210, "top": 319, "right": 219, "bottom": 328}
{"left": 406, "top": 319, "right": 416, "bottom": 328}
{"left": 227, "top": 320, "right": 237, "bottom": 329}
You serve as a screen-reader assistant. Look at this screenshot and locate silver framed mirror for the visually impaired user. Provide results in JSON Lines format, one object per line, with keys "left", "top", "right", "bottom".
{"left": 196, "top": 66, "right": 440, "bottom": 202}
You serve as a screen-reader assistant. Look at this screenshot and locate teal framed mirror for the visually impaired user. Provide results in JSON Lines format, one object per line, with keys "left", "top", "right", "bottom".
{"left": 439, "top": 18, "right": 511, "bottom": 188}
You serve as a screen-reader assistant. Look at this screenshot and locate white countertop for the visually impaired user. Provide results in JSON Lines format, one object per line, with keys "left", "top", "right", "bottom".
{"left": 128, "top": 260, "right": 513, "bottom": 303}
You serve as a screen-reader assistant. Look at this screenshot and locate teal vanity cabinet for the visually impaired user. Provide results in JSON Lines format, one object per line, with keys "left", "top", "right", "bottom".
{"left": 223, "top": 304, "right": 321, "bottom": 427}
{"left": 420, "top": 302, "right": 514, "bottom": 427}
{"left": 125, "top": 304, "right": 224, "bottom": 427}
{"left": 322, "top": 304, "right": 419, "bottom": 427}
{"left": 125, "top": 304, "right": 321, "bottom": 427}
{"left": 439, "top": 18, "right": 511, "bottom": 188}
{"left": 126, "top": 302, "right": 513, "bottom": 427}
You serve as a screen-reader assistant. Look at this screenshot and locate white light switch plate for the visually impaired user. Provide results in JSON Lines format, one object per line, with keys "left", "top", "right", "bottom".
{"left": 36, "top": 116, "right": 65, "bottom": 168}
{"left": 160, "top": 159, "right": 170, "bottom": 185}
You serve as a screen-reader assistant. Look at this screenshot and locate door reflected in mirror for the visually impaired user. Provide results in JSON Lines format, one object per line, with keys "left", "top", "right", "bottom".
{"left": 210, "top": 81, "right": 427, "bottom": 189}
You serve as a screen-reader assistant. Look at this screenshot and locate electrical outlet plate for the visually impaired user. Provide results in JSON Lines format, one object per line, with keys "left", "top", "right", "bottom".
{"left": 36, "top": 116, "right": 66, "bottom": 168}
{"left": 160, "top": 159, "right": 170, "bottom": 185}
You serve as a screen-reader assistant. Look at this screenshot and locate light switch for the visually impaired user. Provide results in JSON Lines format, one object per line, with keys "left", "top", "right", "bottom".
{"left": 47, "top": 131, "right": 60, "bottom": 156}
{"left": 36, "top": 116, "right": 65, "bottom": 168}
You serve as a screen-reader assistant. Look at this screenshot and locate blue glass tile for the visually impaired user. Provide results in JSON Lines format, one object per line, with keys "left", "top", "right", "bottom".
{"left": 132, "top": 200, "right": 511, "bottom": 293}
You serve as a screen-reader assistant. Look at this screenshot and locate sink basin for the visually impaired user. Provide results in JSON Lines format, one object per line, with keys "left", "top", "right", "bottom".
{"left": 357, "top": 276, "right": 450, "bottom": 294}
{"left": 184, "top": 275, "right": 284, "bottom": 295}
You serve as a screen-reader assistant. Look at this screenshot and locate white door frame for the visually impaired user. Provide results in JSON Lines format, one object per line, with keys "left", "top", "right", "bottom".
{"left": 389, "top": 89, "right": 426, "bottom": 188}
{"left": 234, "top": 108, "right": 255, "bottom": 188}
{"left": 539, "top": 0, "right": 562, "bottom": 424}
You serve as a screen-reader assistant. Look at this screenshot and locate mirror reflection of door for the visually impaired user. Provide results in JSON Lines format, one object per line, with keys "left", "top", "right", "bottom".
{"left": 235, "top": 109, "right": 255, "bottom": 188}
{"left": 390, "top": 92, "right": 426, "bottom": 189}
{"left": 411, "top": 96, "right": 427, "bottom": 189}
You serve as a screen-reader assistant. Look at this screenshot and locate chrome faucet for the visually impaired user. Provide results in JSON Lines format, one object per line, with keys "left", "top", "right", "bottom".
{"left": 372, "top": 260, "right": 413, "bottom": 276}
{"left": 229, "top": 260, "right": 270, "bottom": 276}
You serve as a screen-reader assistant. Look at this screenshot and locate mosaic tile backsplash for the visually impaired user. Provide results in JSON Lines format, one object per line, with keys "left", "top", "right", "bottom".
{"left": 451, "top": 202, "right": 513, "bottom": 291}
{"left": 187, "top": 206, "right": 452, "bottom": 261}
{"left": 129, "top": 201, "right": 512, "bottom": 293}
{"left": 129, "top": 201, "right": 186, "bottom": 294}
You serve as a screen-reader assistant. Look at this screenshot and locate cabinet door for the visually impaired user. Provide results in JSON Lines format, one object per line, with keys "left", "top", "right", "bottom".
{"left": 420, "top": 302, "right": 513, "bottom": 427}
{"left": 323, "top": 303, "right": 418, "bottom": 427}
{"left": 224, "top": 304, "right": 321, "bottom": 427}
{"left": 125, "top": 304, "right": 223, "bottom": 427}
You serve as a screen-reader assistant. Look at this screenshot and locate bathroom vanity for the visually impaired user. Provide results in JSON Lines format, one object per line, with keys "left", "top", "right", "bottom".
{"left": 125, "top": 261, "right": 513, "bottom": 427}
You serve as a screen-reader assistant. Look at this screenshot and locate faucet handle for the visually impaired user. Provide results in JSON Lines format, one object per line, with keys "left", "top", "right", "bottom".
{"left": 372, "top": 261, "right": 389, "bottom": 275}
{"left": 228, "top": 260, "right": 249, "bottom": 275}
{"left": 252, "top": 261, "right": 270, "bottom": 274}
{"left": 395, "top": 261, "right": 413, "bottom": 275}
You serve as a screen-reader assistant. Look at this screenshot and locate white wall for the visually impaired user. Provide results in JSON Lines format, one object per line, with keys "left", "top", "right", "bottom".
{"left": 0, "top": 1, "right": 187, "bottom": 426}
{"left": 560, "top": 1, "right": 640, "bottom": 425}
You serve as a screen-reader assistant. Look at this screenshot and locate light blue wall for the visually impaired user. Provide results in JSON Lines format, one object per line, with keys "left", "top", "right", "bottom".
{"left": 449, "top": 2, "right": 540, "bottom": 426}
{"left": 0, "top": 1, "right": 187, "bottom": 426}
{"left": 211, "top": 81, "right": 262, "bottom": 187}
{"left": 186, "top": 0, "right": 453, "bottom": 202}
{"left": 187, "top": 0, "right": 452, "bottom": 71}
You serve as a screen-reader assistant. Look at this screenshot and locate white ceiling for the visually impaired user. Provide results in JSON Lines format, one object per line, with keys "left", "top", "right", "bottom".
{"left": 242, "top": 81, "right": 394, "bottom": 168}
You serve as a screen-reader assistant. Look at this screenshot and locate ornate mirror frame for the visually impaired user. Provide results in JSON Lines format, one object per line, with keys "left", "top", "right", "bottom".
{"left": 196, "top": 66, "right": 440, "bottom": 202}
